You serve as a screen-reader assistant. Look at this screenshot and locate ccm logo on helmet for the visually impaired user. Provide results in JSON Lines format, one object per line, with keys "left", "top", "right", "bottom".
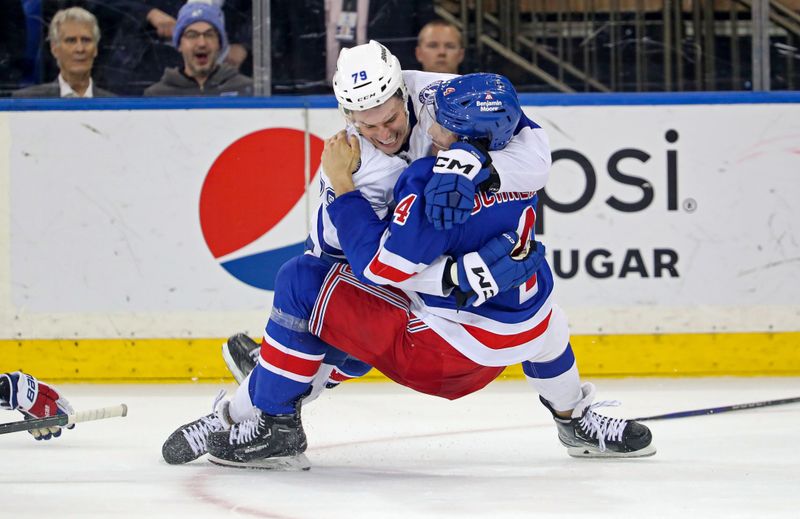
{"left": 434, "top": 156, "right": 476, "bottom": 176}
{"left": 357, "top": 92, "right": 377, "bottom": 102}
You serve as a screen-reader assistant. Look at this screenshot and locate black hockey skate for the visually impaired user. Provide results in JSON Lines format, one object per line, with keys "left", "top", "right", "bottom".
{"left": 222, "top": 333, "right": 260, "bottom": 384}
{"left": 162, "top": 391, "right": 232, "bottom": 464}
{"left": 207, "top": 410, "right": 310, "bottom": 470}
{"left": 540, "top": 383, "right": 655, "bottom": 458}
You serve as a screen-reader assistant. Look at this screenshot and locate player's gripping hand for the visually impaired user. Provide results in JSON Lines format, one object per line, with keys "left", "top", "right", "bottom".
{"left": 322, "top": 130, "right": 361, "bottom": 197}
{"left": 453, "top": 232, "right": 546, "bottom": 307}
{"left": 424, "top": 142, "right": 492, "bottom": 230}
{"left": 3, "top": 372, "right": 74, "bottom": 440}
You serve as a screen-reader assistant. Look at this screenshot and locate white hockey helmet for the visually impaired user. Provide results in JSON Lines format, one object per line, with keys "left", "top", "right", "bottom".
{"left": 332, "top": 40, "right": 408, "bottom": 112}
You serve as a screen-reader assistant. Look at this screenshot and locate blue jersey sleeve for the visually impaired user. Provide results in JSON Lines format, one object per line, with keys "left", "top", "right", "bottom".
{"left": 328, "top": 157, "right": 457, "bottom": 288}
{"left": 327, "top": 190, "right": 390, "bottom": 285}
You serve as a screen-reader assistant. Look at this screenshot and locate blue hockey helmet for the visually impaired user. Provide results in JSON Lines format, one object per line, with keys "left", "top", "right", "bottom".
{"left": 433, "top": 73, "right": 522, "bottom": 151}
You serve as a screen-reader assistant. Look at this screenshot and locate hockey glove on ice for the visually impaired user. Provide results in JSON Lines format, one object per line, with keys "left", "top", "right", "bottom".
{"left": 447, "top": 232, "right": 546, "bottom": 307}
{"left": 424, "top": 142, "right": 493, "bottom": 231}
{"left": 0, "top": 371, "right": 74, "bottom": 440}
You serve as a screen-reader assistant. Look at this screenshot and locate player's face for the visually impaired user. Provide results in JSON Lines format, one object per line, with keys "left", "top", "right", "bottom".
{"left": 415, "top": 25, "right": 464, "bottom": 74}
{"left": 51, "top": 21, "right": 98, "bottom": 77}
{"left": 428, "top": 122, "right": 459, "bottom": 152}
{"left": 179, "top": 21, "right": 221, "bottom": 78}
{"left": 351, "top": 97, "right": 410, "bottom": 155}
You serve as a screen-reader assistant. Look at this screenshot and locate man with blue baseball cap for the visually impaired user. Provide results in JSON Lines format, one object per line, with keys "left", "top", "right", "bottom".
{"left": 144, "top": 1, "right": 251, "bottom": 96}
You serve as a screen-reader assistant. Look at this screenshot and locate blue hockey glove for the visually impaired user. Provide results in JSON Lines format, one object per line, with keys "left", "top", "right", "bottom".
{"left": 453, "top": 232, "right": 546, "bottom": 307}
{"left": 425, "top": 142, "right": 492, "bottom": 231}
{"left": 0, "top": 371, "right": 74, "bottom": 440}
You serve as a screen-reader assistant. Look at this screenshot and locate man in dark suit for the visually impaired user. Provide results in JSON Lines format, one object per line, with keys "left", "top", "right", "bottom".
{"left": 13, "top": 6, "right": 114, "bottom": 98}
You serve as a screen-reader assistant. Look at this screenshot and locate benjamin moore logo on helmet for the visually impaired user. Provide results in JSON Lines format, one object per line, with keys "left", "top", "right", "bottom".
{"left": 476, "top": 93, "right": 502, "bottom": 112}
{"left": 199, "top": 128, "right": 323, "bottom": 291}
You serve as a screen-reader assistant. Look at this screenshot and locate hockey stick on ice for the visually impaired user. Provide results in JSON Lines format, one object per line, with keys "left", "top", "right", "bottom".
{"left": 633, "top": 396, "right": 800, "bottom": 421}
{"left": 0, "top": 403, "right": 128, "bottom": 435}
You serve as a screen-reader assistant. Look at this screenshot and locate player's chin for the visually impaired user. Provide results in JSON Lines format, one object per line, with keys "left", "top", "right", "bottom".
{"left": 373, "top": 139, "right": 402, "bottom": 155}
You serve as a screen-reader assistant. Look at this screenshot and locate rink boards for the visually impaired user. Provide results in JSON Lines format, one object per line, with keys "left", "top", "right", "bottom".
{"left": 1, "top": 93, "right": 798, "bottom": 380}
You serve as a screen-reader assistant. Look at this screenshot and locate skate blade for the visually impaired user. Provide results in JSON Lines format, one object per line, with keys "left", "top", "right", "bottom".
{"left": 221, "top": 341, "right": 246, "bottom": 385}
{"left": 208, "top": 452, "right": 311, "bottom": 471}
{"left": 567, "top": 444, "right": 657, "bottom": 459}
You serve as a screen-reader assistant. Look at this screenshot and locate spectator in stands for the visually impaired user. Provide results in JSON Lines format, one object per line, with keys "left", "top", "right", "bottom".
{"left": 70, "top": 0, "right": 250, "bottom": 97}
{"left": 415, "top": 19, "right": 464, "bottom": 74}
{"left": 144, "top": 2, "right": 251, "bottom": 96}
{"left": 13, "top": 7, "right": 114, "bottom": 98}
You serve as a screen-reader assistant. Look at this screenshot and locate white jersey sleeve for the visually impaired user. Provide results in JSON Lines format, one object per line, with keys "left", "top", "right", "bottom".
{"left": 488, "top": 119, "right": 552, "bottom": 193}
{"left": 309, "top": 129, "right": 407, "bottom": 258}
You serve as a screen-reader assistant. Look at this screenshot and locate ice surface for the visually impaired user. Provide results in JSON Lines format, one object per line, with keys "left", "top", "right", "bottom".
{"left": 3, "top": 377, "right": 799, "bottom": 518}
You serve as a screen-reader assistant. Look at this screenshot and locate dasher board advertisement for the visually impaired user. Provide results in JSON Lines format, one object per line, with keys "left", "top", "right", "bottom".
{"left": 1, "top": 101, "right": 798, "bottom": 338}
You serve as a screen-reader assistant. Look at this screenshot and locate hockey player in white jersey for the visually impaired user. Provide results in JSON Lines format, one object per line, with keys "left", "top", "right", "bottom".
{"left": 163, "top": 73, "right": 654, "bottom": 470}
{"left": 222, "top": 39, "right": 552, "bottom": 384}
{"left": 166, "top": 41, "right": 552, "bottom": 466}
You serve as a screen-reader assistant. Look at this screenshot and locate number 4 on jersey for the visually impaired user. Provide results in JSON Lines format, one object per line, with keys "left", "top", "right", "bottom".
{"left": 392, "top": 194, "right": 417, "bottom": 225}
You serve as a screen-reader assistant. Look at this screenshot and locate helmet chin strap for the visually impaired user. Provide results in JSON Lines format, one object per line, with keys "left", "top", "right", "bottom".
{"left": 464, "top": 138, "right": 492, "bottom": 154}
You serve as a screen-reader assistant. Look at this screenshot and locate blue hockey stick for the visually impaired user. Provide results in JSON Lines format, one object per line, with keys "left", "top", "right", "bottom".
{"left": 633, "top": 396, "right": 800, "bottom": 421}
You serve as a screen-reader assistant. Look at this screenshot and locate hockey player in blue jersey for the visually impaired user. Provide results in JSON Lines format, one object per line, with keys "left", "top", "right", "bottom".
{"left": 220, "top": 40, "right": 553, "bottom": 387}
{"left": 162, "top": 73, "right": 655, "bottom": 470}
{"left": 163, "top": 42, "right": 552, "bottom": 466}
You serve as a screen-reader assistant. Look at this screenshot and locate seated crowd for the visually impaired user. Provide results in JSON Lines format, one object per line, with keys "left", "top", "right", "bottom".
{"left": 2, "top": 1, "right": 462, "bottom": 98}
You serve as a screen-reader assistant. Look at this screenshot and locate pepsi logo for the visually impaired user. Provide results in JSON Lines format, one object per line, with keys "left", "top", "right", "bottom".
{"left": 199, "top": 128, "right": 323, "bottom": 290}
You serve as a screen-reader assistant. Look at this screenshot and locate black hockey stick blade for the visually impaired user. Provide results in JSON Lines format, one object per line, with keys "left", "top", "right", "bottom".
{"left": 0, "top": 403, "right": 128, "bottom": 435}
{"left": 633, "top": 396, "right": 800, "bottom": 421}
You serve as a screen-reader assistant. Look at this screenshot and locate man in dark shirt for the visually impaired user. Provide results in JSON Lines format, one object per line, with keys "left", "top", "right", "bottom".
{"left": 415, "top": 19, "right": 464, "bottom": 74}
{"left": 144, "top": 2, "right": 251, "bottom": 97}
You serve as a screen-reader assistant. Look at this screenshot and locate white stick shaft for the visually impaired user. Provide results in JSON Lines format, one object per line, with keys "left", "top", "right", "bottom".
{"left": 66, "top": 404, "right": 128, "bottom": 426}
